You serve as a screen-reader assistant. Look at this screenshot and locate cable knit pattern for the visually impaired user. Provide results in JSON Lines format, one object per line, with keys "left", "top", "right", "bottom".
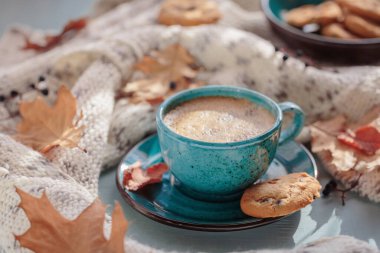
{"left": 0, "top": 0, "right": 379, "bottom": 252}
{"left": 48, "top": 60, "right": 120, "bottom": 194}
{"left": 0, "top": 136, "right": 96, "bottom": 252}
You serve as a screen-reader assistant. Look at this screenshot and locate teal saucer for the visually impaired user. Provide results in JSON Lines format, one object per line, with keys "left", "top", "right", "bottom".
{"left": 116, "top": 134, "right": 317, "bottom": 232}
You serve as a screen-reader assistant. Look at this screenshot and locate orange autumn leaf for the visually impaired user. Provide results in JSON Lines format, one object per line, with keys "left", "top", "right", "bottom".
{"left": 311, "top": 106, "right": 380, "bottom": 172}
{"left": 119, "top": 44, "right": 202, "bottom": 104}
{"left": 23, "top": 18, "right": 87, "bottom": 52}
{"left": 123, "top": 161, "right": 169, "bottom": 191}
{"left": 123, "top": 78, "right": 199, "bottom": 105}
{"left": 337, "top": 125, "right": 380, "bottom": 156}
{"left": 134, "top": 44, "right": 197, "bottom": 80}
{"left": 15, "top": 188, "right": 128, "bottom": 253}
{"left": 16, "top": 85, "right": 84, "bottom": 154}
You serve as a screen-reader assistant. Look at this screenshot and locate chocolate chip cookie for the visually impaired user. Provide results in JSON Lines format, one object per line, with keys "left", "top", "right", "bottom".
{"left": 240, "top": 173, "right": 321, "bottom": 218}
{"left": 158, "top": 0, "right": 221, "bottom": 26}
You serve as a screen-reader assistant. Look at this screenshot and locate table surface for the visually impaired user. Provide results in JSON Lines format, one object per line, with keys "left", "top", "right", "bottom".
{"left": 99, "top": 161, "right": 380, "bottom": 252}
{"left": 1, "top": 1, "right": 379, "bottom": 252}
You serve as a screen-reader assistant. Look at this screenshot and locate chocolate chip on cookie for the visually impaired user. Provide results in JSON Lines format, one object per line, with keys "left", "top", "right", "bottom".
{"left": 158, "top": 0, "right": 221, "bottom": 27}
{"left": 240, "top": 173, "right": 321, "bottom": 218}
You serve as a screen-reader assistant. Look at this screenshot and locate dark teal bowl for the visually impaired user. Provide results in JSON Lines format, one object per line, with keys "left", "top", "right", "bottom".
{"left": 261, "top": 0, "right": 380, "bottom": 63}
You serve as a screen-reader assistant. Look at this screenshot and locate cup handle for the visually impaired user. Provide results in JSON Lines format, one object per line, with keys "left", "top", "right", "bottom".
{"left": 278, "top": 102, "right": 305, "bottom": 145}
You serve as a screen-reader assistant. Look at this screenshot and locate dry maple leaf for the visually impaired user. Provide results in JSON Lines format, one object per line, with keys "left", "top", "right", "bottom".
{"left": 311, "top": 106, "right": 380, "bottom": 172}
{"left": 15, "top": 188, "right": 128, "bottom": 253}
{"left": 16, "top": 85, "right": 84, "bottom": 154}
{"left": 337, "top": 126, "right": 380, "bottom": 155}
{"left": 123, "top": 161, "right": 169, "bottom": 191}
{"left": 119, "top": 44, "right": 202, "bottom": 105}
{"left": 23, "top": 18, "right": 87, "bottom": 52}
{"left": 135, "top": 45, "right": 197, "bottom": 80}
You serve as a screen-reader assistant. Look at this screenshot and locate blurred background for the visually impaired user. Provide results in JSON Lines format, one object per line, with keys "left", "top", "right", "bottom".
{"left": 0, "top": 0, "right": 93, "bottom": 34}
{"left": 0, "top": 0, "right": 261, "bottom": 34}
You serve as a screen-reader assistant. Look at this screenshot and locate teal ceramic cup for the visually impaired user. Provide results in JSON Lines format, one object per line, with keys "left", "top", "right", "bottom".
{"left": 156, "top": 86, "right": 304, "bottom": 201}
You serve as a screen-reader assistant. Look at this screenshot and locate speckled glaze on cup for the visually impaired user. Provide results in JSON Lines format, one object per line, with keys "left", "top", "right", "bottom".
{"left": 157, "top": 86, "right": 304, "bottom": 201}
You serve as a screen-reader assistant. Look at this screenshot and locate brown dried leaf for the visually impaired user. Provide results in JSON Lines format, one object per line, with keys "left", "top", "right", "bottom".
{"left": 15, "top": 188, "right": 128, "bottom": 253}
{"left": 311, "top": 106, "right": 380, "bottom": 172}
{"left": 120, "top": 44, "right": 201, "bottom": 104}
{"left": 15, "top": 85, "right": 84, "bottom": 154}
{"left": 135, "top": 44, "right": 197, "bottom": 79}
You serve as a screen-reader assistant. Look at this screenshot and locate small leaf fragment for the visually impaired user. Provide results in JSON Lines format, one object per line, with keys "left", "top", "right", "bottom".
{"left": 123, "top": 161, "right": 169, "bottom": 191}
{"left": 23, "top": 18, "right": 87, "bottom": 52}
{"left": 337, "top": 125, "right": 380, "bottom": 155}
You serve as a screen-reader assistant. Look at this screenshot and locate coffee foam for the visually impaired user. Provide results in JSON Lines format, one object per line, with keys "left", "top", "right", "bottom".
{"left": 163, "top": 96, "right": 275, "bottom": 143}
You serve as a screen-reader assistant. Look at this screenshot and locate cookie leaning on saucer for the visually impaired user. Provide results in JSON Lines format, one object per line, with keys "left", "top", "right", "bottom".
{"left": 241, "top": 173, "right": 321, "bottom": 218}
{"left": 158, "top": 0, "right": 221, "bottom": 26}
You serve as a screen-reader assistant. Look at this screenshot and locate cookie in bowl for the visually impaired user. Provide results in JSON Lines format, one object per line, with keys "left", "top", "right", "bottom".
{"left": 261, "top": 0, "right": 380, "bottom": 62}
{"left": 283, "top": 0, "right": 380, "bottom": 39}
{"left": 344, "top": 14, "right": 380, "bottom": 38}
{"left": 285, "top": 1, "right": 344, "bottom": 28}
{"left": 321, "top": 23, "right": 358, "bottom": 39}
{"left": 335, "top": 0, "right": 380, "bottom": 23}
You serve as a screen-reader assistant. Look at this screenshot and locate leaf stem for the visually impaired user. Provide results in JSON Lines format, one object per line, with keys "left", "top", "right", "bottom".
{"left": 336, "top": 173, "right": 362, "bottom": 206}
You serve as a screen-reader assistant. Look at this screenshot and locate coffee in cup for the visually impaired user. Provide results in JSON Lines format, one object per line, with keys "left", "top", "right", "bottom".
{"left": 163, "top": 96, "right": 275, "bottom": 143}
{"left": 157, "top": 86, "right": 304, "bottom": 201}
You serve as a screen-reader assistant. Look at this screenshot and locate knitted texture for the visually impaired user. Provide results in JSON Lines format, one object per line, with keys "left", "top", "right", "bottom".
{"left": 318, "top": 151, "right": 380, "bottom": 203}
{"left": 0, "top": 0, "right": 379, "bottom": 252}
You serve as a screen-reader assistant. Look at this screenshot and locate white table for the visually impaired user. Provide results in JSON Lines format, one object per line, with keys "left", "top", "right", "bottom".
{"left": 99, "top": 161, "right": 379, "bottom": 252}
